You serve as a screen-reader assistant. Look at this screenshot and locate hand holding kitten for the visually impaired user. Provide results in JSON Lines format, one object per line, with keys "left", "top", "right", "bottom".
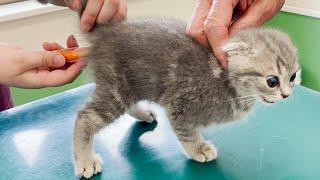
{"left": 0, "top": 36, "right": 86, "bottom": 88}
{"left": 187, "top": 0, "right": 285, "bottom": 69}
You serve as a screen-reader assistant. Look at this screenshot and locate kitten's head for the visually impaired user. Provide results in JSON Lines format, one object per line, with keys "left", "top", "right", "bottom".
{"left": 222, "top": 28, "right": 300, "bottom": 103}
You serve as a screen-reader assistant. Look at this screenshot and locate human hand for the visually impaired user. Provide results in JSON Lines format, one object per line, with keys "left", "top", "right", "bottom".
{"left": 0, "top": 35, "right": 86, "bottom": 88}
{"left": 187, "top": 0, "right": 285, "bottom": 69}
{"left": 64, "top": 0, "right": 127, "bottom": 32}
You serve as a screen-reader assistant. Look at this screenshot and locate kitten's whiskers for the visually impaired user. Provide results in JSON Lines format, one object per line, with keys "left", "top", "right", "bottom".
{"left": 222, "top": 76, "right": 236, "bottom": 82}
{"left": 227, "top": 94, "right": 263, "bottom": 102}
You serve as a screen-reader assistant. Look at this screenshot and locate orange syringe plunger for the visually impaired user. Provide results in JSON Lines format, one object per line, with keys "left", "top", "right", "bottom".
{"left": 58, "top": 47, "right": 90, "bottom": 61}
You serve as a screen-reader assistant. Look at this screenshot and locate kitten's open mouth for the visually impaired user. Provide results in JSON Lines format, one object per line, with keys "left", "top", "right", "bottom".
{"left": 261, "top": 96, "right": 274, "bottom": 103}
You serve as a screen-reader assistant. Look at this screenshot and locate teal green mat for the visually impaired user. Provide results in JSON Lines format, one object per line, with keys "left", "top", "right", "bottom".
{"left": 1, "top": 84, "right": 320, "bottom": 179}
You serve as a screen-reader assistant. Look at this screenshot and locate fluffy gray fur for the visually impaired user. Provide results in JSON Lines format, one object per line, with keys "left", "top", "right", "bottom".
{"left": 72, "top": 3, "right": 300, "bottom": 179}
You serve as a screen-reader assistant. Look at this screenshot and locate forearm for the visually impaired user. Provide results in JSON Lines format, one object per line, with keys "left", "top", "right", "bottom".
{"left": 37, "top": 0, "right": 66, "bottom": 6}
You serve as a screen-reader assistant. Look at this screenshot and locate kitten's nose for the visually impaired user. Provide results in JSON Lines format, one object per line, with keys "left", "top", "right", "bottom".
{"left": 281, "top": 94, "right": 289, "bottom": 99}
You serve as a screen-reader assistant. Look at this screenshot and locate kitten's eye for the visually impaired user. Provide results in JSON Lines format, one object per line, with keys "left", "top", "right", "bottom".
{"left": 290, "top": 72, "right": 296, "bottom": 82}
{"left": 266, "top": 75, "right": 280, "bottom": 88}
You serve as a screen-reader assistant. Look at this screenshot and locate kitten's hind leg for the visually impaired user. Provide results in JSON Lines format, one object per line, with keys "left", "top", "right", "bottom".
{"left": 128, "top": 101, "right": 156, "bottom": 123}
{"left": 73, "top": 93, "right": 127, "bottom": 178}
{"left": 171, "top": 123, "right": 218, "bottom": 163}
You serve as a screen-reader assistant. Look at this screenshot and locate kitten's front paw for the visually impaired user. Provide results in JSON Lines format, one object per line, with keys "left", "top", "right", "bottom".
{"left": 132, "top": 110, "right": 156, "bottom": 123}
{"left": 182, "top": 141, "right": 218, "bottom": 163}
{"left": 74, "top": 153, "right": 103, "bottom": 178}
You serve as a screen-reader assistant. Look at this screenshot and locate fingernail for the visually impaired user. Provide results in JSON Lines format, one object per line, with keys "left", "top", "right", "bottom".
{"left": 69, "top": 35, "right": 78, "bottom": 44}
{"left": 70, "top": 35, "right": 75, "bottom": 40}
{"left": 53, "top": 54, "right": 66, "bottom": 67}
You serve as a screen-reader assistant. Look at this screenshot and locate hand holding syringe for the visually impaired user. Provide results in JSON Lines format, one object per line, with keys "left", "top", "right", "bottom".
{"left": 0, "top": 35, "right": 87, "bottom": 88}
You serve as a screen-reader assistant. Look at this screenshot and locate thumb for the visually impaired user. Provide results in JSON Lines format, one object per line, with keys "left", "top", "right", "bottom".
{"left": 23, "top": 50, "right": 66, "bottom": 69}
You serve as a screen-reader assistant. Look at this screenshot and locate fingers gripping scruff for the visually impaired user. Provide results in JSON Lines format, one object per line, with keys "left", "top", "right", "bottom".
{"left": 204, "top": 0, "right": 238, "bottom": 69}
{"left": 187, "top": 0, "right": 284, "bottom": 69}
{"left": 186, "top": 0, "right": 212, "bottom": 48}
{"left": 187, "top": 0, "right": 239, "bottom": 69}
{"left": 79, "top": 0, "right": 104, "bottom": 32}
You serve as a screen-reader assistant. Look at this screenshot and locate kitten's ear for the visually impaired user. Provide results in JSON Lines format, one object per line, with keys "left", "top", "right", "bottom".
{"left": 222, "top": 41, "right": 256, "bottom": 57}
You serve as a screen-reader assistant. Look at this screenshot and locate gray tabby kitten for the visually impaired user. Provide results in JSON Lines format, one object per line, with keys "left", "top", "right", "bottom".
{"left": 73, "top": 20, "right": 300, "bottom": 178}
{"left": 37, "top": 0, "right": 299, "bottom": 178}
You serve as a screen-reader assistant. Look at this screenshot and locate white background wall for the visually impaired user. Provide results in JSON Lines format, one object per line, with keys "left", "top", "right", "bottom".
{"left": 286, "top": 0, "right": 320, "bottom": 12}
{"left": 1, "top": 0, "right": 318, "bottom": 52}
{"left": 0, "top": 0, "right": 195, "bottom": 51}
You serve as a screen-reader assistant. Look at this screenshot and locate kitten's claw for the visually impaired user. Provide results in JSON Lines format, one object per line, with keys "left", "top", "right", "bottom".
{"left": 74, "top": 153, "right": 103, "bottom": 178}
{"left": 183, "top": 141, "right": 218, "bottom": 162}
